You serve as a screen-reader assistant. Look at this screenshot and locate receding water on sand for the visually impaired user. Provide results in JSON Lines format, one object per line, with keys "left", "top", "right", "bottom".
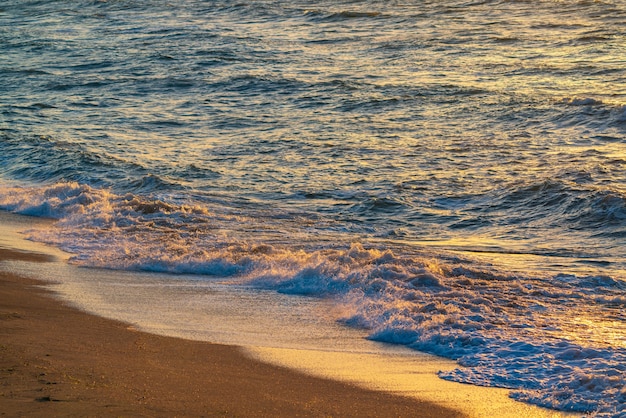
{"left": 1, "top": 211, "right": 575, "bottom": 417}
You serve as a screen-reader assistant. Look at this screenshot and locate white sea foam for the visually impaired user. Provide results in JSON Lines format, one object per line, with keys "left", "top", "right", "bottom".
{"left": 0, "top": 182, "right": 624, "bottom": 416}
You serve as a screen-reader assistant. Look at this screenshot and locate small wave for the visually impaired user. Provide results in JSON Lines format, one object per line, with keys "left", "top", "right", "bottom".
{"left": 568, "top": 190, "right": 626, "bottom": 231}
{"left": 305, "top": 9, "right": 384, "bottom": 22}
{"left": 127, "top": 174, "right": 181, "bottom": 194}
{"left": 46, "top": 80, "right": 110, "bottom": 92}
{"left": 0, "top": 133, "right": 167, "bottom": 192}
{"left": 485, "top": 179, "right": 626, "bottom": 233}
{"left": 11, "top": 103, "right": 58, "bottom": 111}
{"left": 616, "top": 106, "right": 626, "bottom": 124}
{"left": 574, "top": 34, "right": 612, "bottom": 43}
{"left": 0, "top": 68, "right": 51, "bottom": 76}
{"left": 561, "top": 97, "right": 603, "bottom": 106}
{"left": 220, "top": 74, "right": 307, "bottom": 97}
{"left": 345, "top": 196, "right": 408, "bottom": 217}
{"left": 485, "top": 179, "right": 571, "bottom": 212}
{"left": 172, "top": 164, "right": 221, "bottom": 181}
{"left": 327, "top": 11, "right": 382, "bottom": 19}
{"left": 28, "top": 103, "right": 58, "bottom": 110}
{"left": 552, "top": 99, "right": 626, "bottom": 130}
{"left": 492, "top": 36, "right": 520, "bottom": 44}
{"left": 66, "top": 61, "right": 115, "bottom": 71}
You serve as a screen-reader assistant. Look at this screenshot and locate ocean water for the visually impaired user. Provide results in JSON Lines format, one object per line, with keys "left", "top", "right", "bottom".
{"left": 1, "top": 0, "right": 625, "bottom": 415}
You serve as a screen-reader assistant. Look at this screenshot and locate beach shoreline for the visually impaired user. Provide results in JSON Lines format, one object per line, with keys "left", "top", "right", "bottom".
{"left": 0, "top": 246, "right": 462, "bottom": 417}
{"left": 0, "top": 211, "right": 580, "bottom": 417}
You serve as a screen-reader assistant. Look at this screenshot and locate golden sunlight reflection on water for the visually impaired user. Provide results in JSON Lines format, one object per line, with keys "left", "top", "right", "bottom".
{"left": 562, "top": 316, "right": 626, "bottom": 350}
{"left": 380, "top": 235, "right": 624, "bottom": 281}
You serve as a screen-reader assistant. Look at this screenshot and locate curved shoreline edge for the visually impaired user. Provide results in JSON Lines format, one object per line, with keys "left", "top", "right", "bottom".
{"left": 0, "top": 247, "right": 460, "bottom": 417}
{"left": 0, "top": 211, "right": 578, "bottom": 417}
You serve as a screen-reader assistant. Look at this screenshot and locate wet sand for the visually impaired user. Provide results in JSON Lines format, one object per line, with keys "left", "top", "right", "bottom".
{"left": 0, "top": 247, "right": 463, "bottom": 417}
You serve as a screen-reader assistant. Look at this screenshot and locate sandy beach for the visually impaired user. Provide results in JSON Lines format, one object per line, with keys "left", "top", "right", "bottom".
{"left": 0, "top": 245, "right": 463, "bottom": 417}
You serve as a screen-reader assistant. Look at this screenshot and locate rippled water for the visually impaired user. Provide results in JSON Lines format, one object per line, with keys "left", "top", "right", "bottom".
{"left": 1, "top": 0, "right": 625, "bottom": 415}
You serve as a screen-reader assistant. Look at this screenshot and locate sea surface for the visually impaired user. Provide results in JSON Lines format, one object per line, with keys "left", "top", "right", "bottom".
{"left": 1, "top": 0, "right": 625, "bottom": 416}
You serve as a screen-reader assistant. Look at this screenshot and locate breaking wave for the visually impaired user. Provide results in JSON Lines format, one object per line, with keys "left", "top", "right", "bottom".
{"left": 0, "top": 181, "right": 624, "bottom": 416}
